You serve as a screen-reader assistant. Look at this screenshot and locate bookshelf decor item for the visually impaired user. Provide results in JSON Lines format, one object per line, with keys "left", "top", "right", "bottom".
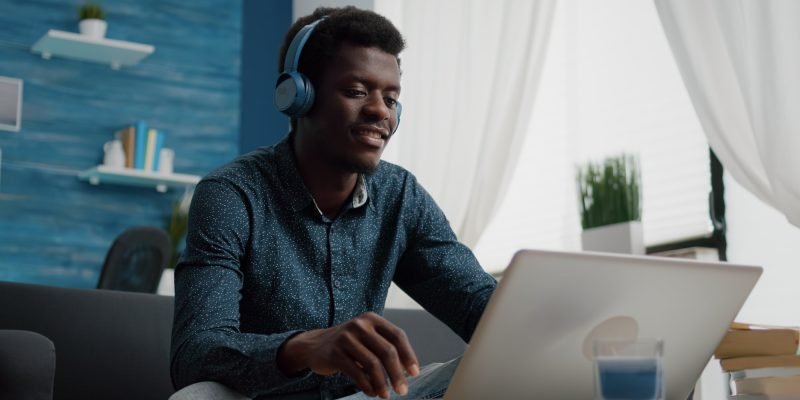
{"left": 31, "top": 2, "right": 153, "bottom": 69}
{"left": 79, "top": 166, "right": 200, "bottom": 193}
{"left": 576, "top": 154, "right": 644, "bottom": 254}
{"left": 0, "top": 76, "right": 23, "bottom": 132}
{"left": 79, "top": 121, "right": 200, "bottom": 192}
{"left": 78, "top": 3, "right": 107, "bottom": 39}
{"left": 31, "top": 30, "right": 154, "bottom": 70}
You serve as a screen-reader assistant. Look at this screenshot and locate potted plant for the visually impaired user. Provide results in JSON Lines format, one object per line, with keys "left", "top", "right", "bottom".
{"left": 157, "top": 190, "right": 192, "bottom": 295}
{"left": 576, "top": 153, "right": 644, "bottom": 254}
{"left": 79, "top": 3, "right": 107, "bottom": 39}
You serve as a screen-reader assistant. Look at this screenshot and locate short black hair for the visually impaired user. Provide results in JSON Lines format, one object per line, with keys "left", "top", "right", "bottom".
{"left": 278, "top": 6, "right": 406, "bottom": 89}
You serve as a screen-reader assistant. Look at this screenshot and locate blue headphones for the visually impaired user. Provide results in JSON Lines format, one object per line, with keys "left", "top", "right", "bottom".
{"left": 274, "top": 17, "right": 402, "bottom": 134}
{"left": 274, "top": 18, "right": 324, "bottom": 118}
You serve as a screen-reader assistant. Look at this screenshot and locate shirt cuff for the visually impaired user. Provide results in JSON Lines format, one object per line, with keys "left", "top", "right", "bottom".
{"left": 275, "top": 330, "right": 313, "bottom": 380}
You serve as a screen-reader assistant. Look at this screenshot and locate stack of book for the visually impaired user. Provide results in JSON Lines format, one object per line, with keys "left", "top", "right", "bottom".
{"left": 715, "top": 322, "right": 800, "bottom": 399}
{"left": 114, "top": 120, "right": 166, "bottom": 172}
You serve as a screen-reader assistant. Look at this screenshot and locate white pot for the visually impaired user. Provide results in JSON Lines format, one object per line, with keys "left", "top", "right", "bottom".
{"left": 79, "top": 19, "right": 107, "bottom": 39}
{"left": 581, "top": 221, "right": 644, "bottom": 255}
{"left": 157, "top": 268, "right": 175, "bottom": 296}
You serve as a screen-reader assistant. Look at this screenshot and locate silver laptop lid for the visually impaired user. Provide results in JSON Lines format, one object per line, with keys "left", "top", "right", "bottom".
{"left": 445, "top": 249, "right": 761, "bottom": 400}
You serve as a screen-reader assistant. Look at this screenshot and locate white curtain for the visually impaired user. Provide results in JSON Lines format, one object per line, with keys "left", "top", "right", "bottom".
{"left": 376, "top": 0, "right": 557, "bottom": 246}
{"left": 655, "top": 0, "right": 800, "bottom": 228}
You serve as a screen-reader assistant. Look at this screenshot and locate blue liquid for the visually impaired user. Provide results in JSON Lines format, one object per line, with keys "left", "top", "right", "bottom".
{"left": 597, "top": 357, "right": 661, "bottom": 400}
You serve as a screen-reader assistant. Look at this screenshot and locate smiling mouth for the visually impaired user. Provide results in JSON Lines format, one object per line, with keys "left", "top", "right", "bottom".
{"left": 352, "top": 127, "right": 389, "bottom": 149}
{"left": 353, "top": 128, "right": 389, "bottom": 140}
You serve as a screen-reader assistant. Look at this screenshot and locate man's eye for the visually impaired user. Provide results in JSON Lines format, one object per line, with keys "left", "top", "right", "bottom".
{"left": 344, "top": 89, "right": 366, "bottom": 98}
{"left": 384, "top": 97, "right": 398, "bottom": 108}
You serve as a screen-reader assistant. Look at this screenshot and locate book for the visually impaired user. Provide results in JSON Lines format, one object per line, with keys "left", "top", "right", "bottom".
{"left": 730, "top": 367, "right": 800, "bottom": 380}
{"left": 144, "top": 128, "right": 157, "bottom": 171}
{"left": 715, "top": 326, "right": 800, "bottom": 359}
{"left": 133, "top": 120, "right": 148, "bottom": 170}
{"left": 732, "top": 375, "right": 800, "bottom": 397}
{"left": 731, "top": 322, "right": 798, "bottom": 331}
{"left": 152, "top": 129, "right": 165, "bottom": 172}
{"left": 721, "top": 355, "right": 800, "bottom": 372}
{"left": 116, "top": 125, "right": 135, "bottom": 169}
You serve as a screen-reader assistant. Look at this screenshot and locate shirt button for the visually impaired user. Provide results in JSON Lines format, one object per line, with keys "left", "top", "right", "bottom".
{"left": 334, "top": 280, "right": 342, "bottom": 289}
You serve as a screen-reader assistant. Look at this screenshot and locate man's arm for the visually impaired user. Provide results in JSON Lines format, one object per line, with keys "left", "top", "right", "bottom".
{"left": 393, "top": 179, "right": 498, "bottom": 343}
{"left": 170, "top": 179, "right": 310, "bottom": 397}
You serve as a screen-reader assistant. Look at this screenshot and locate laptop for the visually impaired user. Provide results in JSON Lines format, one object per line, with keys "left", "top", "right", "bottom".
{"left": 444, "top": 249, "right": 762, "bottom": 400}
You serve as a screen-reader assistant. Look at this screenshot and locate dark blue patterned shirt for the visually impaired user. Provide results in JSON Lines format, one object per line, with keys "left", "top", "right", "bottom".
{"left": 170, "top": 135, "right": 497, "bottom": 399}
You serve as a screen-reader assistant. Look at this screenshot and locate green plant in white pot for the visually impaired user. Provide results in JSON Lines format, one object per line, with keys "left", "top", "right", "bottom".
{"left": 157, "top": 189, "right": 192, "bottom": 295}
{"left": 79, "top": 3, "right": 107, "bottom": 39}
{"left": 576, "top": 154, "right": 644, "bottom": 254}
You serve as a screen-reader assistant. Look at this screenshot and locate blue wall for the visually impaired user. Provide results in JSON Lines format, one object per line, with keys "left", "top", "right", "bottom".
{"left": 240, "top": 0, "right": 292, "bottom": 154}
{"left": 0, "top": 0, "right": 244, "bottom": 288}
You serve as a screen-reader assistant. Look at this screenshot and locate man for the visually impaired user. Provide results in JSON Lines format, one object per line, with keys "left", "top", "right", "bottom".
{"left": 170, "top": 6, "right": 496, "bottom": 400}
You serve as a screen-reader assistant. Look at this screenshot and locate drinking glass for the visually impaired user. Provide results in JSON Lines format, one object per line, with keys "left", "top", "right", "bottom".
{"left": 593, "top": 337, "right": 664, "bottom": 400}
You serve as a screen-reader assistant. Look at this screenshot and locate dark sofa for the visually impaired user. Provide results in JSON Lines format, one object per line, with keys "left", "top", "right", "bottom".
{"left": 0, "top": 281, "right": 466, "bottom": 400}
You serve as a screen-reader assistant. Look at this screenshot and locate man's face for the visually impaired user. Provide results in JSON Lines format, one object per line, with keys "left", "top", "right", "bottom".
{"left": 299, "top": 43, "right": 401, "bottom": 174}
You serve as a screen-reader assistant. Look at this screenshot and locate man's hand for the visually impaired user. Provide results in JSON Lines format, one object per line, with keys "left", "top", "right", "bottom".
{"left": 277, "top": 312, "right": 420, "bottom": 399}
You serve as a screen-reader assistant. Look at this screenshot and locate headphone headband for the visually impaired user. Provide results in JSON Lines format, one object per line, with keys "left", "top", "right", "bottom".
{"left": 283, "top": 17, "right": 325, "bottom": 73}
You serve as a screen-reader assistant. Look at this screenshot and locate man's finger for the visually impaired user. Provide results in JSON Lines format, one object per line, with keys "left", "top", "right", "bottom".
{"left": 345, "top": 342, "right": 391, "bottom": 399}
{"left": 375, "top": 320, "right": 420, "bottom": 377}
{"left": 338, "top": 355, "right": 377, "bottom": 398}
{"left": 360, "top": 329, "right": 409, "bottom": 396}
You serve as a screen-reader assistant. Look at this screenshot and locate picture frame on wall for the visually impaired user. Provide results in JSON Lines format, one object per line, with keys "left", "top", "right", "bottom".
{"left": 0, "top": 76, "right": 23, "bottom": 132}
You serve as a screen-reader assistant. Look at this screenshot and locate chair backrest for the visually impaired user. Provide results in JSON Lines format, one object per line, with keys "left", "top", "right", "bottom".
{"left": 97, "top": 226, "right": 171, "bottom": 293}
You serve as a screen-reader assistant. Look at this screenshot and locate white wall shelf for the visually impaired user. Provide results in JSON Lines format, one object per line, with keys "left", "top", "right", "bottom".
{"left": 79, "top": 166, "right": 200, "bottom": 193}
{"left": 31, "top": 30, "right": 154, "bottom": 69}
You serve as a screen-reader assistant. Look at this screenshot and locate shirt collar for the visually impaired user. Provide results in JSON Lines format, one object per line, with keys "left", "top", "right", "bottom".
{"left": 273, "top": 134, "right": 370, "bottom": 213}
{"left": 352, "top": 175, "right": 369, "bottom": 208}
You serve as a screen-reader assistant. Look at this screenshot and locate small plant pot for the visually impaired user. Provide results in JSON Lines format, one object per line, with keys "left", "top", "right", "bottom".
{"left": 581, "top": 221, "right": 644, "bottom": 255}
{"left": 79, "top": 19, "right": 107, "bottom": 39}
{"left": 157, "top": 268, "right": 174, "bottom": 295}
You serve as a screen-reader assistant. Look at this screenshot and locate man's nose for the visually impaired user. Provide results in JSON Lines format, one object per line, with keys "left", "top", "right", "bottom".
{"left": 362, "top": 95, "right": 391, "bottom": 122}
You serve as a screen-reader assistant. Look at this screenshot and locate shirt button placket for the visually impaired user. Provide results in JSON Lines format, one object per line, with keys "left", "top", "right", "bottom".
{"left": 329, "top": 223, "right": 341, "bottom": 324}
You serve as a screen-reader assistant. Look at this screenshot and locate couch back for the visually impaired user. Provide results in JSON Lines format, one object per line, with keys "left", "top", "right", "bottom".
{"left": 0, "top": 281, "right": 174, "bottom": 400}
{"left": 0, "top": 281, "right": 465, "bottom": 400}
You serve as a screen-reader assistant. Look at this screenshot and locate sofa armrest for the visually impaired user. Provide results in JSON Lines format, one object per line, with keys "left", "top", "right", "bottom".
{"left": 0, "top": 330, "right": 56, "bottom": 400}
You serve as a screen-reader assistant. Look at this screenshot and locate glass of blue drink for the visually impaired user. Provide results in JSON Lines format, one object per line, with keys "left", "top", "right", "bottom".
{"left": 593, "top": 338, "right": 664, "bottom": 400}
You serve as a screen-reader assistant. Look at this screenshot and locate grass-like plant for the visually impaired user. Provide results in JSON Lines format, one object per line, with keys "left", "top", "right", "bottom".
{"left": 79, "top": 3, "right": 105, "bottom": 20}
{"left": 165, "top": 190, "right": 192, "bottom": 268}
{"left": 576, "top": 154, "right": 641, "bottom": 229}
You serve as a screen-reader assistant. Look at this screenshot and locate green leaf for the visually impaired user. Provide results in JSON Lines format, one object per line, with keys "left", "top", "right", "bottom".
{"left": 575, "top": 153, "right": 642, "bottom": 229}
{"left": 79, "top": 3, "right": 105, "bottom": 20}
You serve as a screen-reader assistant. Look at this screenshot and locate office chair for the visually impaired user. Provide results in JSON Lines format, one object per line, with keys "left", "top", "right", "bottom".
{"left": 96, "top": 226, "right": 171, "bottom": 293}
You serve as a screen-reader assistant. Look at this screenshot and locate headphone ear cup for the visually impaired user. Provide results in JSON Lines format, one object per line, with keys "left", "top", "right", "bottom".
{"left": 274, "top": 71, "right": 316, "bottom": 118}
{"left": 295, "top": 74, "right": 315, "bottom": 117}
{"left": 274, "top": 72, "right": 300, "bottom": 115}
{"left": 392, "top": 101, "right": 402, "bottom": 135}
